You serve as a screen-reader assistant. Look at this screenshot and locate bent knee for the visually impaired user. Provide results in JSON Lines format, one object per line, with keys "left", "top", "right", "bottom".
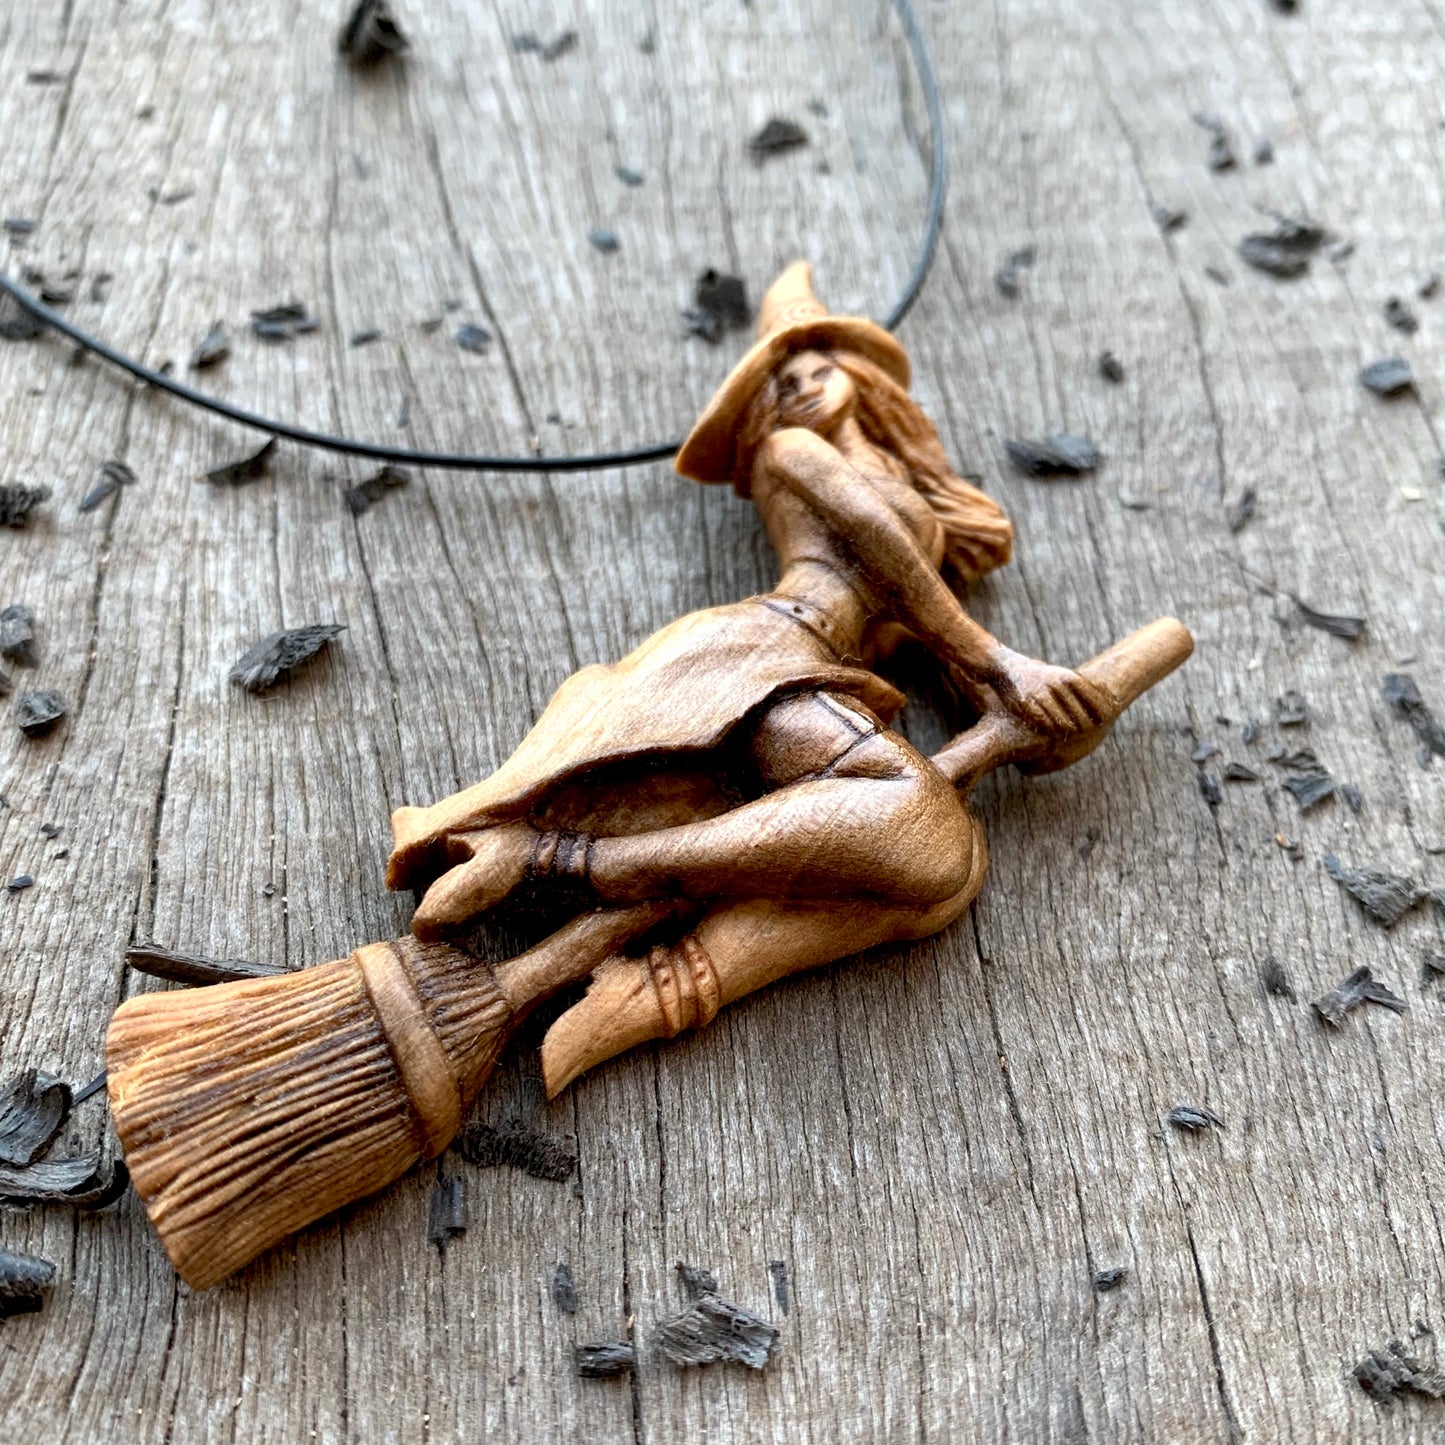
{"left": 865, "top": 766, "right": 975, "bottom": 905}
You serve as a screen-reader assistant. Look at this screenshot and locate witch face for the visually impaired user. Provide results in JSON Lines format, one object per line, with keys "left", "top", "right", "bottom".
{"left": 775, "top": 348, "right": 857, "bottom": 435}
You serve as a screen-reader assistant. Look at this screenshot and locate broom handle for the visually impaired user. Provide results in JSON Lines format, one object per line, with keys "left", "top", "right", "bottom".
{"left": 491, "top": 899, "right": 688, "bottom": 1014}
{"left": 930, "top": 617, "right": 1193, "bottom": 792}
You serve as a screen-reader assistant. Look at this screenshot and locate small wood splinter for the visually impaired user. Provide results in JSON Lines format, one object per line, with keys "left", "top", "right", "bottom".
{"left": 105, "top": 263, "right": 1193, "bottom": 1289}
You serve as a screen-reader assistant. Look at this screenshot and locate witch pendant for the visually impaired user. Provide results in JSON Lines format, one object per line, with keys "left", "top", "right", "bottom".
{"left": 105, "top": 263, "right": 1192, "bottom": 1288}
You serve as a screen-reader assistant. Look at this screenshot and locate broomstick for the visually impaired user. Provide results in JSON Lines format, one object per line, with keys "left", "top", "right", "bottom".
{"left": 106, "top": 618, "right": 1189, "bottom": 1291}
{"left": 105, "top": 904, "right": 670, "bottom": 1290}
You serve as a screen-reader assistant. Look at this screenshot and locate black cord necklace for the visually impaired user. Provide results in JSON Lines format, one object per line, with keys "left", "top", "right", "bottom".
{"left": 0, "top": 0, "right": 946, "bottom": 475}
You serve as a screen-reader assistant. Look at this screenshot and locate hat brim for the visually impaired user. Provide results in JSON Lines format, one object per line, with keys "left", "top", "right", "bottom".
{"left": 675, "top": 318, "right": 910, "bottom": 484}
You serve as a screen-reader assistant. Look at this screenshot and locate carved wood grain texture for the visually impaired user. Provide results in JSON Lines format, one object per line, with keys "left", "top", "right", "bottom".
{"left": 1, "top": 0, "right": 1442, "bottom": 1439}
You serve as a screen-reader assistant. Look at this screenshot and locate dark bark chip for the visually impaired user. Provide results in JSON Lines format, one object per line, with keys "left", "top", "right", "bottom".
{"left": 1005, "top": 434, "right": 1101, "bottom": 476}
{"left": 1323, "top": 854, "right": 1427, "bottom": 927}
{"left": 229, "top": 623, "right": 344, "bottom": 692}
{"left": 1314, "top": 966, "right": 1407, "bottom": 1027}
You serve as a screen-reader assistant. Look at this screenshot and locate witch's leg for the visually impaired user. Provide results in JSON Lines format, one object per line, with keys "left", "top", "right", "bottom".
{"left": 410, "top": 691, "right": 975, "bottom": 937}
{"left": 540, "top": 838, "right": 985, "bottom": 1096}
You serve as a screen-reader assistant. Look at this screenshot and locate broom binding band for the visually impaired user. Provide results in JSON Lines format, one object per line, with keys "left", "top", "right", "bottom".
{"left": 356, "top": 942, "right": 461, "bottom": 1159}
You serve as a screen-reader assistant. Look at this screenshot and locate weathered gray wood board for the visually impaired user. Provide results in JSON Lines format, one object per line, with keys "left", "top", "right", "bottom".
{"left": 1, "top": 0, "right": 1443, "bottom": 1439}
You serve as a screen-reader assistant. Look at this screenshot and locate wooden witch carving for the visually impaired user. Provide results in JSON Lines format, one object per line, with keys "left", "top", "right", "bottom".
{"left": 105, "top": 263, "right": 1192, "bottom": 1288}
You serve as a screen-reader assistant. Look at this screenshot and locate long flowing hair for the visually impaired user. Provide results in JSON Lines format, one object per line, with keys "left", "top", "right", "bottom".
{"left": 736, "top": 348, "right": 1013, "bottom": 585}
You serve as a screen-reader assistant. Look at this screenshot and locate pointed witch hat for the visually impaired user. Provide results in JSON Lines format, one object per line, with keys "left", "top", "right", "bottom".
{"left": 675, "top": 261, "right": 911, "bottom": 485}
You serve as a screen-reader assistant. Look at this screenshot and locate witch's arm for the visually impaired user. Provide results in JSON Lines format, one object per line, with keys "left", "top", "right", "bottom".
{"left": 758, "top": 427, "right": 1107, "bottom": 735}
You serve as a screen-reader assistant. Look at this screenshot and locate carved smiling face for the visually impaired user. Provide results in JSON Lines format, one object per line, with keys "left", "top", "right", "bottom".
{"left": 775, "top": 349, "right": 856, "bottom": 433}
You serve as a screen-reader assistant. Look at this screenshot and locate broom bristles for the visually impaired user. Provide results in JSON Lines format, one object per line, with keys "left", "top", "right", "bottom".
{"left": 108, "top": 908, "right": 676, "bottom": 1290}
{"left": 106, "top": 940, "right": 510, "bottom": 1291}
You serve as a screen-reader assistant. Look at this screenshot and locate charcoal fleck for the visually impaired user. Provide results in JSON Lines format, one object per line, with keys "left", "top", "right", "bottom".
{"left": 16, "top": 689, "right": 65, "bottom": 737}
{"left": 769, "top": 1259, "right": 790, "bottom": 1314}
{"left": 588, "top": 227, "right": 620, "bottom": 255}
{"left": 1295, "top": 599, "right": 1365, "bottom": 639}
{"left": 0, "top": 604, "right": 37, "bottom": 666}
{"left": 426, "top": 1174, "right": 466, "bottom": 1252}
{"left": 339, "top": 0, "right": 409, "bottom": 65}
{"left": 1238, "top": 217, "right": 1328, "bottom": 278}
{"left": 552, "top": 1262, "right": 579, "bottom": 1313}
{"left": 0, "top": 485, "right": 50, "bottom": 527}
{"left": 1384, "top": 296, "right": 1419, "bottom": 334}
{"left": 1272, "top": 747, "right": 1320, "bottom": 770}
{"left": 1098, "top": 349, "right": 1125, "bottom": 383}
{"left": 1226, "top": 488, "right": 1257, "bottom": 533}
{"left": 0, "top": 1069, "right": 71, "bottom": 1167}
{"left": 1198, "top": 771, "right": 1223, "bottom": 806}
{"left": 749, "top": 117, "right": 808, "bottom": 161}
{"left": 0, "top": 1247, "right": 55, "bottom": 1320}
{"left": 1360, "top": 356, "right": 1414, "bottom": 396}
{"left": 1253, "top": 137, "right": 1275, "bottom": 165}
{"left": 994, "top": 246, "right": 1036, "bottom": 299}
{"left": 0, "top": 1149, "right": 127, "bottom": 1207}
{"left": 1353, "top": 1339, "right": 1445, "bottom": 1404}
{"left": 685, "top": 269, "right": 750, "bottom": 344}
{"left": 349, "top": 327, "right": 382, "bottom": 347}
{"left": 512, "top": 29, "right": 577, "bottom": 61}
{"left": 1323, "top": 854, "right": 1426, "bottom": 927}
{"left": 188, "top": 322, "right": 231, "bottom": 370}
{"left": 459, "top": 1119, "right": 577, "bottom": 1181}
{"left": 202, "top": 437, "right": 277, "bottom": 486}
{"left": 249, "top": 303, "right": 319, "bottom": 341}
{"left": 615, "top": 166, "right": 644, "bottom": 187}
{"left": 35, "top": 274, "right": 76, "bottom": 306}
{"left": 655, "top": 1294, "right": 779, "bottom": 1370}
{"left": 6, "top": 875, "right": 32, "bottom": 892}
{"left": 1005, "top": 434, "right": 1101, "bottom": 476}
{"left": 0, "top": 291, "right": 45, "bottom": 341}
{"left": 677, "top": 1261, "right": 718, "bottom": 1300}
{"left": 1381, "top": 673, "right": 1445, "bottom": 758}
{"left": 576, "top": 1342, "right": 635, "bottom": 1378}
{"left": 1261, "top": 957, "right": 1297, "bottom": 1001}
{"left": 1167, "top": 1103, "right": 1224, "bottom": 1132}
{"left": 1193, "top": 114, "right": 1237, "bottom": 171}
{"left": 1274, "top": 691, "right": 1309, "bottom": 727}
{"left": 1314, "top": 966, "right": 1408, "bottom": 1027}
{"left": 1419, "top": 270, "right": 1441, "bottom": 300}
{"left": 454, "top": 322, "right": 492, "bottom": 354}
{"left": 79, "top": 460, "right": 136, "bottom": 512}
{"left": 1224, "top": 761, "right": 1260, "bottom": 782}
{"left": 125, "top": 943, "right": 289, "bottom": 986}
{"left": 229, "top": 623, "right": 344, "bottom": 693}
{"left": 344, "top": 464, "right": 409, "bottom": 515}
{"left": 1092, "top": 1267, "right": 1127, "bottom": 1293}
{"left": 1283, "top": 769, "right": 1336, "bottom": 810}
{"left": 1153, "top": 204, "right": 1188, "bottom": 233}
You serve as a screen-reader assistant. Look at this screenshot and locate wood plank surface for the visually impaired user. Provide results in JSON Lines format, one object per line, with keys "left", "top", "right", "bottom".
{"left": 2, "top": 0, "right": 1444, "bottom": 1440}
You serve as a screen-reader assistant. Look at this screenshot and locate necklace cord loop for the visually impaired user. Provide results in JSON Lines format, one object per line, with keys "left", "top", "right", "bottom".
{"left": 0, "top": 0, "right": 945, "bottom": 476}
